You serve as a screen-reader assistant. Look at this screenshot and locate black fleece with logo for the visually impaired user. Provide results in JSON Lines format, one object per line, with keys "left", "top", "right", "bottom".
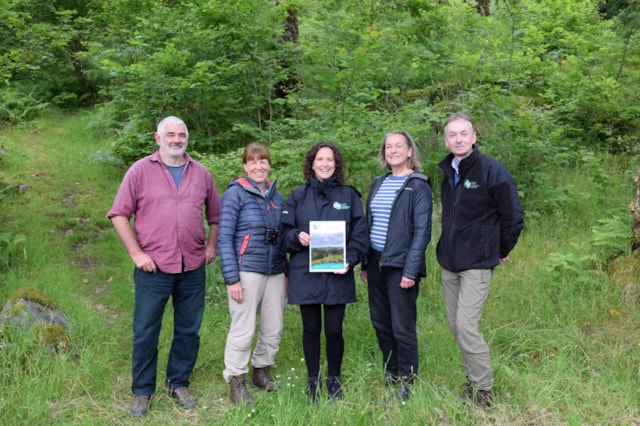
{"left": 437, "top": 145, "right": 525, "bottom": 273}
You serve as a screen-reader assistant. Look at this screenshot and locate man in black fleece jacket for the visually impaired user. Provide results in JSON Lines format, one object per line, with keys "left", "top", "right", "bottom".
{"left": 437, "top": 112, "right": 524, "bottom": 408}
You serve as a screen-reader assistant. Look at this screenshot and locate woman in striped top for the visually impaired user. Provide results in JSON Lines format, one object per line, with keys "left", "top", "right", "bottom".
{"left": 360, "top": 130, "right": 433, "bottom": 402}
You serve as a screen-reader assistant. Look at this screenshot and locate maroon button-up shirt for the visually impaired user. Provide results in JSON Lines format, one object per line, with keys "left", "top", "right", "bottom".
{"left": 108, "top": 151, "right": 220, "bottom": 273}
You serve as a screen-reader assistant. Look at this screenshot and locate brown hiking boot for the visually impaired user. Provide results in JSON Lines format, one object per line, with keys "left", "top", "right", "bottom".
{"left": 252, "top": 366, "right": 276, "bottom": 392}
{"left": 460, "top": 384, "right": 493, "bottom": 408}
{"left": 229, "top": 374, "right": 253, "bottom": 406}
{"left": 170, "top": 386, "right": 197, "bottom": 409}
{"left": 459, "top": 380, "right": 473, "bottom": 401}
{"left": 130, "top": 394, "right": 150, "bottom": 417}
{"left": 471, "top": 389, "right": 493, "bottom": 408}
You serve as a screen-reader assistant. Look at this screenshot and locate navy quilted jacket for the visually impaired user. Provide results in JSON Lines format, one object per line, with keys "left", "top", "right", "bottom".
{"left": 217, "top": 178, "right": 285, "bottom": 285}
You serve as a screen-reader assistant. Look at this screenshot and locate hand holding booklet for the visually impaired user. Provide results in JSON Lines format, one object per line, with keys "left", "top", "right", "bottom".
{"left": 309, "top": 221, "right": 346, "bottom": 273}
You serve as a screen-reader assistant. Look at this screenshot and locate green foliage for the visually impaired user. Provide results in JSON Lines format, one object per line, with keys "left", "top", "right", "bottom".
{"left": 0, "top": 86, "right": 49, "bottom": 126}
{"left": 1, "top": 0, "right": 100, "bottom": 114}
{"left": 85, "top": 150, "right": 125, "bottom": 167}
{"left": 599, "top": 0, "right": 634, "bottom": 19}
{"left": 0, "top": 231, "right": 26, "bottom": 271}
{"left": 1, "top": 0, "right": 639, "bottom": 216}
{"left": 591, "top": 214, "right": 632, "bottom": 258}
{"left": 92, "top": 0, "right": 290, "bottom": 163}
{"left": 1, "top": 108, "right": 640, "bottom": 425}
{"left": 546, "top": 211, "right": 631, "bottom": 284}
{"left": 199, "top": 129, "right": 381, "bottom": 199}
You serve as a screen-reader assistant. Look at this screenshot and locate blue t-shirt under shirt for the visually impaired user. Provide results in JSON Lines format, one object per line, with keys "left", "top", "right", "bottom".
{"left": 165, "top": 164, "right": 186, "bottom": 189}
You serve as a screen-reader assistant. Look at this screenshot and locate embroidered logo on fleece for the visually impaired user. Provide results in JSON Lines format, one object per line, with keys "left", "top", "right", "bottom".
{"left": 463, "top": 179, "right": 480, "bottom": 189}
{"left": 333, "top": 201, "right": 351, "bottom": 210}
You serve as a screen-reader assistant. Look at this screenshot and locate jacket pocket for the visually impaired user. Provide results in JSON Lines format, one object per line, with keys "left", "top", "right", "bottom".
{"left": 238, "top": 234, "right": 250, "bottom": 264}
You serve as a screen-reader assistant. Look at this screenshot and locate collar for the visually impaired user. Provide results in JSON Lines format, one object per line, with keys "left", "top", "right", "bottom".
{"left": 310, "top": 177, "right": 338, "bottom": 198}
{"left": 150, "top": 150, "right": 192, "bottom": 165}
{"left": 451, "top": 158, "right": 460, "bottom": 174}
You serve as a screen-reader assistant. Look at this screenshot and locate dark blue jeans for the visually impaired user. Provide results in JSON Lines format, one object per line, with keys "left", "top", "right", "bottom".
{"left": 131, "top": 264, "right": 205, "bottom": 395}
{"left": 366, "top": 251, "right": 419, "bottom": 380}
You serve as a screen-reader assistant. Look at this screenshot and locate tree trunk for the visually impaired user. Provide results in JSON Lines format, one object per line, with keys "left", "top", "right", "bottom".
{"left": 273, "top": 3, "right": 300, "bottom": 100}
{"left": 477, "top": 0, "right": 490, "bottom": 16}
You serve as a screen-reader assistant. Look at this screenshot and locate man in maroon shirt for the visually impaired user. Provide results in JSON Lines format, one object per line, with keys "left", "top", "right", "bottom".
{"left": 108, "top": 116, "right": 220, "bottom": 417}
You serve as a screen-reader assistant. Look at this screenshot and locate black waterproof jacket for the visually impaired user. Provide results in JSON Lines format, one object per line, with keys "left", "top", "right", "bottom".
{"left": 437, "top": 146, "right": 525, "bottom": 272}
{"left": 363, "top": 172, "right": 433, "bottom": 280}
{"left": 281, "top": 178, "right": 368, "bottom": 305}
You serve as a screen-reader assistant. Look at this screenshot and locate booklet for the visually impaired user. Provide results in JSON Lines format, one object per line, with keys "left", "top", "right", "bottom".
{"left": 309, "top": 220, "right": 347, "bottom": 273}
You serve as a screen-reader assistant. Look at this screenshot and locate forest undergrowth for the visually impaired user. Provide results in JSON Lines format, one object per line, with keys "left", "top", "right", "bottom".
{"left": 0, "top": 110, "right": 639, "bottom": 425}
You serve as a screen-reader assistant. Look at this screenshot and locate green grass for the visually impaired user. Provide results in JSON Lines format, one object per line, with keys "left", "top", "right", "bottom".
{"left": 1, "top": 109, "right": 639, "bottom": 425}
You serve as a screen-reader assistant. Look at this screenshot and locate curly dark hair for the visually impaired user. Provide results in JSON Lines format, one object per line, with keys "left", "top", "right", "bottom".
{"left": 303, "top": 141, "right": 345, "bottom": 184}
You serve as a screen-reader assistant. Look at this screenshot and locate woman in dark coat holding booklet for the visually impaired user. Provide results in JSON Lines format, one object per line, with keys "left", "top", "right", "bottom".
{"left": 281, "top": 141, "right": 368, "bottom": 404}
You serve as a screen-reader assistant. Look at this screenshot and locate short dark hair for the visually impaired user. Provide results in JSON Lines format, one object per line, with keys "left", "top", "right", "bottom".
{"left": 303, "top": 141, "right": 345, "bottom": 184}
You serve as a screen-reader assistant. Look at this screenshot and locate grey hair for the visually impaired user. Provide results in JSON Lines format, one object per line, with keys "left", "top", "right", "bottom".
{"left": 157, "top": 116, "right": 189, "bottom": 137}
{"left": 444, "top": 112, "right": 475, "bottom": 134}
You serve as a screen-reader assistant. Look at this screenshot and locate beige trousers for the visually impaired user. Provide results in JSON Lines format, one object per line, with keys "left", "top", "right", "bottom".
{"left": 223, "top": 271, "right": 286, "bottom": 382}
{"left": 442, "top": 268, "right": 494, "bottom": 390}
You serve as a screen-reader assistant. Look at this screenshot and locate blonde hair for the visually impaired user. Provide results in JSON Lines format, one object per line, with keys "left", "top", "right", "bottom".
{"left": 377, "top": 130, "right": 422, "bottom": 170}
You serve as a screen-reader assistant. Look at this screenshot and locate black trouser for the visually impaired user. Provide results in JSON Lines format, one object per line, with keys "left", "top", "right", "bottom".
{"left": 367, "top": 250, "right": 419, "bottom": 380}
{"left": 299, "top": 303, "right": 346, "bottom": 378}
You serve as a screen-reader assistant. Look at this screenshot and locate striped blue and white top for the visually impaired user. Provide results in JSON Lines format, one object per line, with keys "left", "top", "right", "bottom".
{"left": 369, "top": 175, "right": 408, "bottom": 252}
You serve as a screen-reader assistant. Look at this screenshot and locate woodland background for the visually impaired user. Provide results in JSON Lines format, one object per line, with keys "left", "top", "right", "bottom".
{"left": 1, "top": 0, "right": 640, "bottom": 425}
{"left": 1, "top": 0, "right": 639, "bottom": 198}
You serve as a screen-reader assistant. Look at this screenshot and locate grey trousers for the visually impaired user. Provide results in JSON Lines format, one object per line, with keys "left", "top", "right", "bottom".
{"left": 442, "top": 268, "right": 494, "bottom": 390}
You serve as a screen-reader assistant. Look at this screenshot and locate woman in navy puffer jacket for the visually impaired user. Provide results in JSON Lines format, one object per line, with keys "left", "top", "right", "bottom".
{"left": 217, "top": 143, "right": 286, "bottom": 406}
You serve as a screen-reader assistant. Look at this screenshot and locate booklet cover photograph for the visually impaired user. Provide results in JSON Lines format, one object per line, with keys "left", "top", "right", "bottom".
{"left": 309, "top": 221, "right": 346, "bottom": 273}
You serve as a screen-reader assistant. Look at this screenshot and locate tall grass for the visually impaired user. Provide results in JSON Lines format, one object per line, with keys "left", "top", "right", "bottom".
{"left": 0, "top": 110, "right": 638, "bottom": 425}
